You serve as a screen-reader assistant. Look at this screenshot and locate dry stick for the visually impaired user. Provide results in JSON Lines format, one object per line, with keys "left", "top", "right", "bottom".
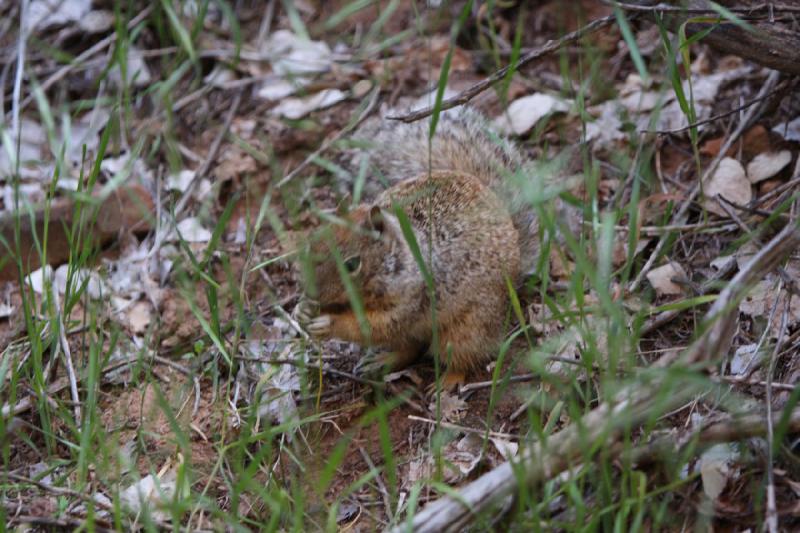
{"left": 174, "top": 89, "right": 244, "bottom": 217}
{"left": 10, "top": 0, "right": 27, "bottom": 136}
{"left": 766, "top": 300, "right": 789, "bottom": 533}
{"left": 234, "top": 355, "right": 383, "bottom": 388}
{"left": 386, "top": 15, "right": 617, "bottom": 124}
{"left": 277, "top": 87, "right": 380, "bottom": 187}
{"left": 53, "top": 290, "right": 81, "bottom": 426}
{"left": 359, "top": 446, "right": 395, "bottom": 522}
{"left": 0, "top": 354, "right": 172, "bottom": 417}
{"left": 256, "top": 0, "right": 277, "bottom": 49}
{"left": 408, "top": 415, "right": 516, "bottom": 441}
{"left": 627, "top": 405, "right": 800, "bottom": 466}
{"left": 717, "top": 375, "right": 797, "bottom": 392}
{"left": 5, "top": 472, "right": 173, "bottom": 531}
{"left": 606, "top": 1, "right": 800, "bottom": 14}
{"left": 629, "top": 70, "right": 782, "bottom": 293}
{"left": 17, "top": 7, "right": 153, "bottom": 111}
{"left": 751, "top": 174, "right": 800, "bottom": 210}
{"left": 4, "top": 512, "right": 114, "bottom": 533}
{"left": 646, "top": 79, "right": 791, "bottom": 135}
{"left": 391, "top": 220, "right": 800, "bottom": 533}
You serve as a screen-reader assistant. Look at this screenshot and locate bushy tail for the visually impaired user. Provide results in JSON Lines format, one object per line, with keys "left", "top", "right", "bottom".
{"left": 340, "top": 106, "right": 569, "bottom": 277}
{"left": 346, "top": 107, "right": 524, "bottom": 193}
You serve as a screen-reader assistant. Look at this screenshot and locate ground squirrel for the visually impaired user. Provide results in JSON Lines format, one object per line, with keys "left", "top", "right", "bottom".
{"left": 296, "top": 107, "right": 545, "bottom": 390}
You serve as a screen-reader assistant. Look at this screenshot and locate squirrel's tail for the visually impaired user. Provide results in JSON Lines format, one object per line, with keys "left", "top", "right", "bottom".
{"left": 343, "top": 106, "right": 545, "bottom": 277}
{"left": 347, "top": 107, "right": 523, "bottom": 193}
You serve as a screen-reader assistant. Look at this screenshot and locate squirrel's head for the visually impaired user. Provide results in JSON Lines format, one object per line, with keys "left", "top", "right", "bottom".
{"left": 302, "top": 203, "right": 404, "bottom": 313}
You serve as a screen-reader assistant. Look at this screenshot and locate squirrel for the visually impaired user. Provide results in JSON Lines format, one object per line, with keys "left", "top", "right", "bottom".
{"left": 295, "top": 106, "right": 553, "bottom": 390}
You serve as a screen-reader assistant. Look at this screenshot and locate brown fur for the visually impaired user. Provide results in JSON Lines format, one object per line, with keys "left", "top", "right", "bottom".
{"left": 305, "top": 171, "right": 520, "bottom": 385}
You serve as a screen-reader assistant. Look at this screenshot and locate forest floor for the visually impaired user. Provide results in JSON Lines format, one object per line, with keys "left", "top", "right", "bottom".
{"left": 1, "top": 1, "right": 800, "bottom": 531}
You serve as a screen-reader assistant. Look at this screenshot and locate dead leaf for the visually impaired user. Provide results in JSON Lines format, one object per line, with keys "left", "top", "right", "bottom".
{"left": 406, "top": 456, "right": 433, "bottom": 486}
{"left": 493, "top": 93, "right": 569, "bottom": 136}
{"left": 128, "top": 301, "right": 153, "bottom": 335}
{"left": 54, "top": 264, "right": 107, "bottom": 299}
{"left": 256, "top": 77, "right": 310, "bottom": 101}
{"left": 25, "top": 265, "right": 54, "bottom": 295}
{"left": 702, "top": 157, "right": 751, "bottom": 217}
{"left": 119, "top": 468, "right": 178, "bottom": 522}
{"left": 729, "top": 344, "right": 759, "bottom": 376}
{"left": 430, "top": 392, "right": 467, "bottom": 423}
{"left": 646, "top": 262, "right": 687, "bottom": 297}
{"left": 638, "top": 193, "right": 683, "bottom": 226}
{"left": 352, "top": 79, "right": 373, "bottom": 99}
{"left": 701, "top": 125, "right": 772, "bottom": 160}
{"left": 171, "top": 217, "right": 212, "bottom": 243}
{"left": 490, "top": 437, "right": 518, "bottom": 459}
{"left": 215, "top": 146, "right": 258, "bottom": 181}
{"left": 270, "top": 89, "right": 347, "bottom": 120}
{"left": 699, "top": 443, "right": 738, "bottom": 500}
{"left": 738, "top": 280, "right": 800, "bottom": 338}
{"left": 585, "top": 102, "right": 625, "bottom": 148}
{"left": 710, "top": 255, "right": 735, "bottom": 273}
{"left": 166, "top": 170, "right": 196, "bottom": 192}
{"left": 746, "top": 150, "right": 792, "bottom": 183}
{"left": 27, "top": 0, "right": 91, "bottom": 32}
{"left": 773, "top": 116, "right": 800, "bottom": 142}
{"left": 266, "top": 30, "right": 332, "bottom": 76}
{"left": 0, "top": 118, "right": 46, "bottom": 179}
{"left": 78, "top": 9, "right": 114, "bottom": 33}
{"left": 108, "top": 47, "right": 152, "bottom": 88}
{"left": 442, "top": 433, "right": 484, "bottom": 483}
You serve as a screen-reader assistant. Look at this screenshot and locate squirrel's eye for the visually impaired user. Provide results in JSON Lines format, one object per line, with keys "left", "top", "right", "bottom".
{"left": 344, "top": 255, "right": 361, "bottom": 274}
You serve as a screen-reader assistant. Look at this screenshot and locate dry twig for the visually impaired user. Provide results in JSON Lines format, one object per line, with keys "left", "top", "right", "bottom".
{"left": 387, "top": 15, "right": 618, "bottom": 123}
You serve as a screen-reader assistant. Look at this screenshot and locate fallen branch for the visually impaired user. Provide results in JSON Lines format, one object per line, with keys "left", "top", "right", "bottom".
{"left": 615, "top": 0, "right": 800, "bottom": 75}
{"left": 629, "top": 406, "right": 800, "bottom": 467}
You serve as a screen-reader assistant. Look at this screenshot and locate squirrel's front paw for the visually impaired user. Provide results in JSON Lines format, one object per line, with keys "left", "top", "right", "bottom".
{"left": 293, "top": 298, "right": 319, "bottom": 327}
{"left": 306, "top": 314, "right": 332, "bottom": 338}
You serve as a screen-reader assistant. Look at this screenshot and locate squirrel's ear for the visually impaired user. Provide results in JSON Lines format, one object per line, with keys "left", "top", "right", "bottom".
{"left": 368, "top": 205, "right": 385, "bottom": 234}
{"left": 336, "top": 194, "right": 352, "bottom": 217}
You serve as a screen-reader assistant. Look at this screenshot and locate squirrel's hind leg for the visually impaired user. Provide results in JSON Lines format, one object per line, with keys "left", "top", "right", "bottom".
{"left": 429, "top": 314, "right": 502, "bottom": 393}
